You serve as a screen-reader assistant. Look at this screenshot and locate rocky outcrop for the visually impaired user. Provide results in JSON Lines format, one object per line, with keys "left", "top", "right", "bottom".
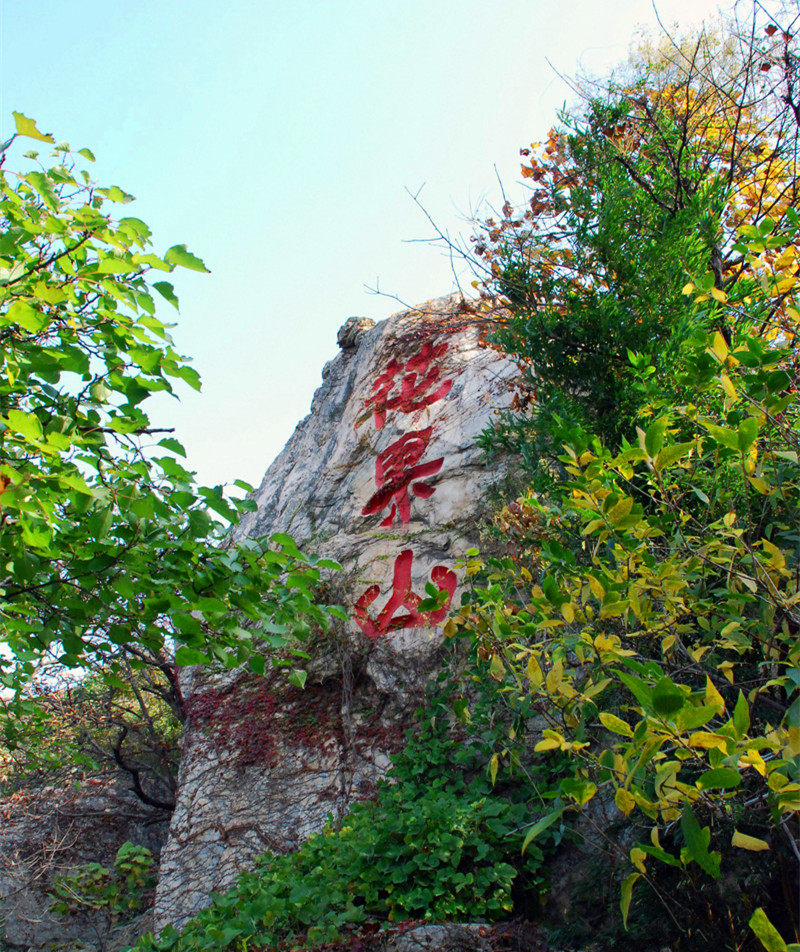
{"left": 0, "top": 777, "right": 169, "bottom": 951}
{"left": 154, "top": 296, "right": 519, "bottom": 930}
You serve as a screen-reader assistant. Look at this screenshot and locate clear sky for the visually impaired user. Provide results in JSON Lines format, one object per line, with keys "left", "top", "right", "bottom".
{"left": 1, "top": 0, "right": 726, "bottom": 489}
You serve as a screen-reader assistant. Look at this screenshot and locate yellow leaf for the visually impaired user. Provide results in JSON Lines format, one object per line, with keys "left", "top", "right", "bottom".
{"left": 762, "top": 539, "right": 786, "bottom": 570}
{"left": 711, "top": 331, "right": 729, "bottom": 363}
{"left": 535, "top": 737, "right": 563, "bottom": 752}
{"left": 785, "top": 726, "right": 800, "bottom": 759}
{"left": 615, "top": 788, "right": 636, "bottom": 815}
{"left": 689, "top": 731, "right": 729, "bottom": 750}
{"left": 748, "top": 476, "right": 771, "bottom": 494}
{"left": 607, "top": 496, "right": 633, "bottom": 523}
{"left": 594, "top": 633, "right": 618, "bottom": 655}
{"left": 588, "top": 575, "right": 605, "bottom": 600}
{"left": 720, "top": 373, "right": 738, "bottom": 401}
{"left": 443, "top": 618, "right": 458, "bottom": 639}
{"left": 546, "top": 657, "right": 564, "bottom": 693}
{"left": 599, "top": 711, "right": 633, "bottom": 737}
{"left": 731, "top": 830, "right": 770, "bottom": 851}
{"left": 561, "top": 602, "right": 575, "bottom": 623}
{"left": 651, "top": 827, "right": 662, "bottom": 848}
{"left": 526, "top": 653, "right": 544, "bottom": 688}
{"left": 582, "top": 518, "right": 605, "bottom": 536}
{"left": 490, "top": 653, "right": 505, "bottom": 681}
{"left": 710, "top": 287, "right": 728, "bottom": 303}
{"left": 583, "top": 677, "right": 611, "bottom": 699}
{"left": 768, "top": 769, "right": 789, "bottom": 791}
{"left": 621, "top": 873, "right": 640, "bottom": 930}
{"left": 705, "top": 676, "right": 725, "bottom": 715}
{"left": 489, "top": 753, "right": 499, "bottom": 786}
{"left": 630, "top": 847, "right": 647, "bottom": 873}
{"left": 682, "top": 282, "right": 695, "bottom": 295}
{"left": 12, "top": 111, "right": 55, "bottom": 143}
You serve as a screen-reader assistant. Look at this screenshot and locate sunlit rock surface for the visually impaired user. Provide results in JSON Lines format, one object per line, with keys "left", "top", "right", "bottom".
{"left": 155, "top": 296, "right": 518, "bottom": 930}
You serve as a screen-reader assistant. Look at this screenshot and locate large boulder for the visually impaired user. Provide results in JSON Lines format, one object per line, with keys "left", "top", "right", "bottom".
{"left": 154, "top": 296, "right": 519, "bottom": 930}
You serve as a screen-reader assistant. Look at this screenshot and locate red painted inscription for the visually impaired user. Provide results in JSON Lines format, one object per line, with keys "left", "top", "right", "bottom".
{"left": 362, "top": 427, "right": 443, "bottom": 526}
{"left": 364, "top": 341, "right": 453, "bottom": 429}
{"left": 353, "top": 549, "right": 457, "bottom": 639}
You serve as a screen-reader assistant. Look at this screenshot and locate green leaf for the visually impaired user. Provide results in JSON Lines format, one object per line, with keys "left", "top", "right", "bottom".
{"left": 620, "top": 872, "right": 640, "bottom": 930}
{"left": 88, "top": 506, "right": 113, "bottom": 541}
{"left": 288, "top": 669, "right": 307, "bottom": 689}
{"left": 6, "top": 409, "right": 43, "bottom": 441}
{"left": 13, "top": 112, "right": 54, "bottom": 143}
{"left": 170, "top": 364, "right": 201, "bottom": 391}
{"left": 702, "top": 422, "right": 740, "bottom": 451}
{"left": 560, "top": 777, "right": 596, "bottom": 805}
{"left": 174, "top": 647, "right": 211, "bottom": 666}
{"left": 78, "top": 147, "right": 96, "bottom": 162}
{"left": 4, "top": 299, "right": 49, "bottom": 333}
{"left": 654, "top": 441, "right": 694, "bottom": 472}
{"left": 733, "top": 691, "right": 750, "bottom": 738}
{"left": 248, "top": 654, "right": 266, "bottom": 676}
{"left": 98, "top": 256, "right": 138, "bottom": 274}
{"left": 102, "top": 185, "right": 135, "bottom": 204}
{"left": 749, "top": 908, "right": 788, "bottom": 952}
{"left": 652, "top": 677, "right": 685, "bottom": 717}
{"left": 157, "top": 437, "right": 187, "bottom": 457}
{"left": 677, "top": 704, "right": 718, "bottom": 731}
{"left": 680, "top": 804, "right": 721, "bottom": 879}
{"left": 152, "top": 281, "right": 179, "bottom": 309}
{"left": 164, "top": 244, "right": 209, "bottom": 273}
{"left": 696, "top": 767, "right": 741, "bottom": 790}
{"left": 542, "top": 574, "right": 563, "bottom": 606}
{"left": 738, "top": 417, "right": 759, "bottom": 453}
{"left": 638, "top": 843, "right": 681, "bottom": 868}
{"left": 521, "top": 807, "right": 565, "bottom": 854}
{"left": 644, "top": 417, "right": 667, "bottom": 457}
{"left": 617, "top": 671, "right": 654, "bottom": 711}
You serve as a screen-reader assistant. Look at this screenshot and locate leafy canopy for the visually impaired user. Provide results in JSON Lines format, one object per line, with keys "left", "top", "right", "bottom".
{"left": 463, "top": 8, "right": 800, "bottom": 949}
{"left": 0, "top": 113, "right": 341, "bottom": 705}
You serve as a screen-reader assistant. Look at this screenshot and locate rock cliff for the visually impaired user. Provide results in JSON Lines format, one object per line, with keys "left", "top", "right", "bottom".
{"left": 154, "top": 296, "right": 519, "bottom": 930}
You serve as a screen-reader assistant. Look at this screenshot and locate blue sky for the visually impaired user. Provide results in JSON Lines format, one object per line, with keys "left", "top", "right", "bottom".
{"left": 1, "top": 0, "right": 725, "bottom": 488}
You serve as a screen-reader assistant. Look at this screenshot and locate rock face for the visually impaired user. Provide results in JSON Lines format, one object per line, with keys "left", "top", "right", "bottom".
{"left": 0, "top": 777, "right": 169, "bottom": 951}
{"left": 154, "top": 296, "right": 519, "bottom": 931}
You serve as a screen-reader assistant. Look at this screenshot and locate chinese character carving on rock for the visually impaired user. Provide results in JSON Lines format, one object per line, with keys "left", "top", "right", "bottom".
{"left": 364, "top": 341, "right": 453, "bottom": 429}
{"left": 353, "top": 549, "right": 457, "bottom": 639}
{"left": 361, "top": 427, "right": 443, "bottom": 526}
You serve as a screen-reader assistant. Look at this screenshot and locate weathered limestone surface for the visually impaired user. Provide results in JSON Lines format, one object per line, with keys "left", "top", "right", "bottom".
{"left": 0, "top": 777, "right": 168, "bottom": 951}
{"left": 154, "top": 297, "right": 519, "bottom": 930}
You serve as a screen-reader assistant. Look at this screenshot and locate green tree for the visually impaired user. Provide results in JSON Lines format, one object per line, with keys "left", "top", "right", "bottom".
{"left": 1, "top": 649, "right": 183, "bottom": 809}
{"left": 474, "top": 5, "right": 799, "bottom": 468}
{"left": 462, "top": 7, "right": 799, "bottom": 949}
{"left": 0, "top": 113, "right": 340, "bottom": 712}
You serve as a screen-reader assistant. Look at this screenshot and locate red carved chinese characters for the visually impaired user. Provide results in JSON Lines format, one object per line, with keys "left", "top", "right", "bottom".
{"left": 361, "top": 427, "right": 443, "bottom": 526}
{"left": 353, "top": 549, "right": 457, "bottom": 640}
{"left": 353, "top": 335, "right": 459, "bottom": 637}
{"left": 364, "top": 341, "right": 453, "bottom": 429}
